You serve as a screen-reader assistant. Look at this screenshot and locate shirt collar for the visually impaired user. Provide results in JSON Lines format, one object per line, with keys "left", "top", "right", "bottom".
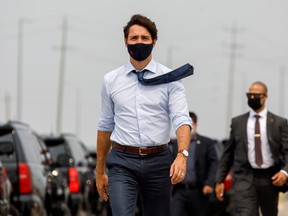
{"left": 249, "top": 107, "right": 268, "bottom": 118}
{"left": 124, "top": 59, "right": 157, "bottom": 75}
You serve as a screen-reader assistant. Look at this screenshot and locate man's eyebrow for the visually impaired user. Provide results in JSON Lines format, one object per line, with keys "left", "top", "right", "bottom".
{"left": 141, "top": 35, "right": 150, "bottom": 38}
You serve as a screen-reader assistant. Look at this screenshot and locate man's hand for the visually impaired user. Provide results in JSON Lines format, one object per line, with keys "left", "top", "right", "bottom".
{"left": 170, "top": 153, "right": 187, "bottom": 184}
{"left": 96, "top": 131, "right": 112, "bottom": 202}
{"left": 272, "top": 171, "right": 287, "bottom": 187}
{"left": 203, "top": 185, "right": 214, "bottom": 195}
{"left": 215, "top": 182, "right": 225, "bottom": 201}
{"left": 96, "top": 173, "right": 109, "bottom": 201}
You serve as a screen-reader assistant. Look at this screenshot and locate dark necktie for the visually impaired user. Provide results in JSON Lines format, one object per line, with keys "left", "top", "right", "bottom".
{"left": 254, "top": 115, "right": 263, "bottom": 166}
{"left": 135, "top": 70, "right": 146, "bottom": 83}
{"left": 133, "top": 63, "right": 194, "bottom": 85}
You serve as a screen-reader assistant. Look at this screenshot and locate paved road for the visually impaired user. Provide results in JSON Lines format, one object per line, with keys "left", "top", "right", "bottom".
{"left": 79, "top": 193, "right": 288, "bottom": 216}
{"left": 278, "top": 192, "right": 288, "bottom": 216}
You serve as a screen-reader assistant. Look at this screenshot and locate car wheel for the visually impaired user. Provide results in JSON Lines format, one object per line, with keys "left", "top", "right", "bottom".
{"left": 8, "top": 205, "right": 20, "bottom": 216}
{"left": 51, "top": 203, "right": 72, "bottom": 216}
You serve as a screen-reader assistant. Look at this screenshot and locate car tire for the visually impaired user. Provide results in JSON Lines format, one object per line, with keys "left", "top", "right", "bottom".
{"left": 8, "top": 205, "right": 20, "bottom": 216}
{"left": 51, "top": 203, "right": 71, "bottom": 216}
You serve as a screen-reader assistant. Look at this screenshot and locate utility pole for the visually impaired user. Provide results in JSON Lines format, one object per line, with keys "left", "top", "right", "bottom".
{"left": 75, "top": 88, "right": 81, "bottom": 137}
{"left": 56, "top": 17, "right": 68, "bottom": 135}
{"left": 241, "top": 72, "right": 247, "bottom": 113}
{"left": 225, "top": 23, "right": 243, "bottom": 137}
{"left": 166, "top": 46, "right": 177, "bottom": 69}
{"left": 16, "top": 18, "right": 30, "bottom": 121}
{"left": 167, "top": 46, "right": 173, "bottom": 68}
{"left": 16, "top": 19, "right": 24, "bottom": 121}
{"left": 4, "top": 92, "right": 11, "bottom": 121}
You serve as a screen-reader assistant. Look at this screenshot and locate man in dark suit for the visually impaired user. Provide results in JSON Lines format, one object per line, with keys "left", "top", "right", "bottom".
{"left": 171, "top": 112, "right": 218, "bottom": 216}
{"left": 215, "top": 81, "right": 288, "bottom": 216}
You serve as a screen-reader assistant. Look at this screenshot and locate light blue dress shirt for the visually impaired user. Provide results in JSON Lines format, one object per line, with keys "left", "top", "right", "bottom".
{"left": 98, "top": 59, "right": 192, "bottom": 147}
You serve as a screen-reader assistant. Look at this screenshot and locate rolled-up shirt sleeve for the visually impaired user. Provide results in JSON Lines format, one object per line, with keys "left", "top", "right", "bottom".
{"left": 98, "top": 78, "right": 115, "bottom": 132}
{"left": 168, "top": 81, "right": 192, "bottom": 132}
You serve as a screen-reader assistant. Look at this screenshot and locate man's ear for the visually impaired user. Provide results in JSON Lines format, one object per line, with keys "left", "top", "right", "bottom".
{"left": 124, "top": 39, "right": 128, "bottom": 47}
{"left": 153, "top": 39, "right": 157, "bottom": 47}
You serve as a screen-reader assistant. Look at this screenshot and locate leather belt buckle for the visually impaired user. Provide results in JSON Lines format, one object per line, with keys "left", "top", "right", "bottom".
{"left": 139, "top": 147, "right": 147, "bottom": 156}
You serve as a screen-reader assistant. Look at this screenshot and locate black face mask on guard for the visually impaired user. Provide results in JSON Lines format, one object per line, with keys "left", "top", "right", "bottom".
{"left": 248, "top": 97, "right": 262, "bottom": 110}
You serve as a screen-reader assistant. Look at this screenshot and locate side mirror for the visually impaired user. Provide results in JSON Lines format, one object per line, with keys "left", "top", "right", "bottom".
{"left": 57, "top": 154, "right": 72, "bottom": 167}
{"left": 40, "top": 148, "right": 52, "bottom": 165}
{"left": 0, "top": 141, "right": 14, "bottom": 156}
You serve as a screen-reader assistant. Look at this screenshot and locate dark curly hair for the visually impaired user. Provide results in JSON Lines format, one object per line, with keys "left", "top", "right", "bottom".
{"left": 123, "top": 14, "right": 158, "bottom": 41}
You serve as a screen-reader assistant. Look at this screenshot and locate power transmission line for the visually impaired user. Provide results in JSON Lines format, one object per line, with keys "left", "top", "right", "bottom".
{"left": 225, "top": 23, "right": 244, "bottom": 137}
{"left": 56, "top": 17, "right": 68, "bottom": 135}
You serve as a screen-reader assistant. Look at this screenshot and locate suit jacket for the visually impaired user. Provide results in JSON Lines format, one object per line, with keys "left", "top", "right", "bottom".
{"left": 215, "top": 111, "right": 288, "bottom": 191}
{"left": 170, "top": 134, "right": 218, "bottom": 187}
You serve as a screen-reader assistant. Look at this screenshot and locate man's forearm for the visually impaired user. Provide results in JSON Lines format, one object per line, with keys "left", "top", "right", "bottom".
{"left": 176, "top": 124, "right": 191, "bottom": 153}
{"left": 96, "top": 131, "right": 112, "bottom": 174}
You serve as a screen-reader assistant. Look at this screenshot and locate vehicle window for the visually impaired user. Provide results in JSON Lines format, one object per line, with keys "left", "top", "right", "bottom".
{"left": 46, "top": 144, "right": 66, "bottom": 162}
{"left": 17, "top": 128, "right": 42, "bottom": 163}
{"left": 65, "top": 137, "right": 86, "bottom": 165}
{"left": 0, "top": 130, "right": 16, "bottom": 163}
{"left": 35, "top": 135, "right": 51, "bottom": 163}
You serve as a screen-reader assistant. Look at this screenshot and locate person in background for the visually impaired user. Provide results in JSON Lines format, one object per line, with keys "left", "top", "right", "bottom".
{"left": 96, "top": 14, "right": 192, "bottom": 216}
{"left": 215, "top": 81, "right": 288, "bottom": 216}
{"left": 171, "top": 111, "right": 218, "bottom": 216}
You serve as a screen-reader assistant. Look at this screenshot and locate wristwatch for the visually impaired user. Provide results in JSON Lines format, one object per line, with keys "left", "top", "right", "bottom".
{"left": 178, "top": 149, "right": 189, "bottom": 157}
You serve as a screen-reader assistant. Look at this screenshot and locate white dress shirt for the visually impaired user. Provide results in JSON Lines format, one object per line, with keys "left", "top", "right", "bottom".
{"left": 247, "top": 108, "right": 274, "bottom": 168}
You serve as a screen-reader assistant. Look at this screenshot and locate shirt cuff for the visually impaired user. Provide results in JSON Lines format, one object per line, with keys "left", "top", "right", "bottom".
{"left": 280, "top": 170, "right": 288, "bottom": 177}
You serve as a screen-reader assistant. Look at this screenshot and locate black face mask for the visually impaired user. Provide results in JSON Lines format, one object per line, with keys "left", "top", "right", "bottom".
{"left": 248, "top": 98, "right": 262, "bottom": 110}
{"left": 127, "top": 43, "right": 153, "bottom": 61}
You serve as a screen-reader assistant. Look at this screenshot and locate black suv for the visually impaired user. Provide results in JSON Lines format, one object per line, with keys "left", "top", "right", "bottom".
{"left": 42, "top": 133, "right": 94, "bottom": 216}
{"left": 0, "top": 121, "right": 49, "bottom": 216}
{"left": 37, "top": 141, "right": 71, "bottom": 216}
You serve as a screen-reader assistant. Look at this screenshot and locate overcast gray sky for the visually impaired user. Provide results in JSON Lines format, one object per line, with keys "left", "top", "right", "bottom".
{"left": 1, "top": 0, "right": 288, "bottom": 148}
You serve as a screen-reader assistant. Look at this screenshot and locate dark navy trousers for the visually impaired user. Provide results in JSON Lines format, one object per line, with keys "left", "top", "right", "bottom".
{"left": 106, "top": 148, "right": 173, "bottom": 216}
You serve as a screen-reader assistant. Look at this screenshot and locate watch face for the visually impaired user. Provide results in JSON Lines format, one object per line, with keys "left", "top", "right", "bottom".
{"left": 182, "top": 150, "right": 189, "bottom": 157}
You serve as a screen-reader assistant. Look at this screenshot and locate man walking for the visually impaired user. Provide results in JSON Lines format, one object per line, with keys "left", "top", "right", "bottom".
{"left": 215, "top": 81, "right": 288, "bottom": 216}
{"left": 171, "top": 111, "right": 218, "bottom": 216}
{"left": 96, "top": 14, "right": 192, "bottom": 216}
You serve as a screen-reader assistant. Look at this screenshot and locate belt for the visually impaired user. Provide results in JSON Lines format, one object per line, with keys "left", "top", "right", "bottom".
{"left": 253, "top": 165, "right": 279, "bottom": 176}
{"left": 112, "top": 142, "right": 168, "bottom": 156}
{"left": 174, "top": 183, "right": 202, "bottom": 190}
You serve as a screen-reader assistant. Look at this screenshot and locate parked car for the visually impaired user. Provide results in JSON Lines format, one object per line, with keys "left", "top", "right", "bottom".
{"left": 42, "top": 133, "right": 93, "bottom": 216}
{"left": 0, "top": 142, "right": 20, "bottom": 216}
{"left": 0, "top": 121, "right": 49, "bottom": 216}
{"left": 36, "top": 140, "right": 71, "bottom": 216}
{"left": 45, "top": 163, "right": 71, "bottom": 216}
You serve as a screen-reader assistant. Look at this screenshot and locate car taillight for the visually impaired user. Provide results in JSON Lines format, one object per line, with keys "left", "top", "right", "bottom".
{"left": 0, "top": 168, "right": 4, "bottom": 196}
{"left": 18, "top": 163, "right": 32, "bottom": 194}
{"left": 68, "top": 167, "right": 80, "bottom": 193}
{"left": 224, "top": 171, "right": 232, "bottom": 191}
{"left": 2, "top": 167, "right": 8, "bottom": 178}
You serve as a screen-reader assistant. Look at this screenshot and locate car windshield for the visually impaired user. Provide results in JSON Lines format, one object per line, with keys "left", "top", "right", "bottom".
{"left": 46, "top": 143, "right": 67, "bottom": 163}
